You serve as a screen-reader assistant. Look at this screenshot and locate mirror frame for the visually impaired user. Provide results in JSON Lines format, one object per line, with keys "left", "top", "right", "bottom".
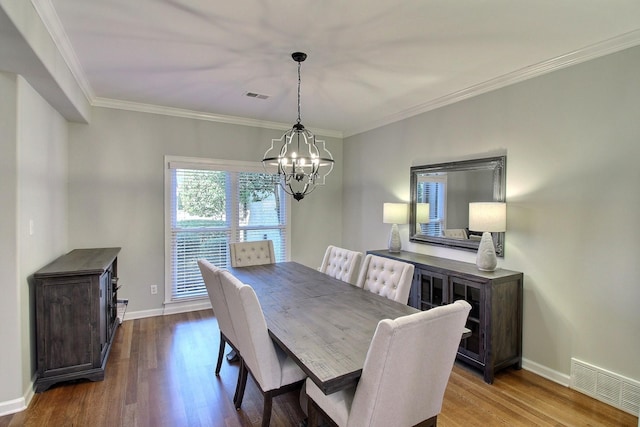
{"left": 409, "top": 155, "right": 506, "bottom": 256}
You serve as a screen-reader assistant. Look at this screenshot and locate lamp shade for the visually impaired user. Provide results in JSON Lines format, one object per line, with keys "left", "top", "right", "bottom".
{"left": 383, "top": 203, "right": 408, "bottom": 225}
{"left": 416, "top": 203, "right": 430, "bottom": 223}
{"left": 469, "top": 202, "right": 506, "bottom": 232}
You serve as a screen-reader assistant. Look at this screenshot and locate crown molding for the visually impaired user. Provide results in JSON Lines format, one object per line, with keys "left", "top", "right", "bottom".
{"left": 92, "top": 98, "right": 344, "bottom": 139}
{"left": 343, "top": 28, "right": 640, "bottom": 138}
{"left": 31, "top": 0, "right": 95, "bottom": 101}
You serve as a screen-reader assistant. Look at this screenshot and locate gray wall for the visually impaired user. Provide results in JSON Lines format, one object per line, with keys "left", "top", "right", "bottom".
{"left": 0, "top": 73, "right": 68, "bottom": 407}
{"left": 343, "top": 46, "right": 640, "bottom": 382}
{"left": 67, "top": 107, "right": 343, "bottom": 314}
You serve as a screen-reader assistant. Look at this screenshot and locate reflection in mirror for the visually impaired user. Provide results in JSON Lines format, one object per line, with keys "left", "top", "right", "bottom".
{"left": 409, "top": 156, "right": 506, "bottom": 256}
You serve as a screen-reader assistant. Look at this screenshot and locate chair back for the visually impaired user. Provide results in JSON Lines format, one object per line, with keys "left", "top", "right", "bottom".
{"left": 197, "top": 259, "right": 237, "bottom": 346}
{"left": 319, "top": 246, "right": 363, "bottom": 285}
{"left": 347, "top": 300, "right": 471, "bottom": 427}
{"left": 219, "top": 270, "right": 283, "bottom": 391}
{"left": 355, "top": 254, "right": 415, "bottom": 304}
{"left": 229, "top": 240, "right": 276, "bottom": 267}
{"left": 443, "top": 228, "right": 468, "bottom": 239}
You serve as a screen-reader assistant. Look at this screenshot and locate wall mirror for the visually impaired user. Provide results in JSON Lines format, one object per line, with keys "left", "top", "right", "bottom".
{"left": 409, "top": 156, "right": 506, "bottom": 256}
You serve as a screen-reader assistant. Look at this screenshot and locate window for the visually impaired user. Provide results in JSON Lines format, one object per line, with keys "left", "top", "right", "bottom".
{"left": 165, "top": 157, "right": 290, "bottom": 303}
{"left": 417, "top": 174, "right": 447, "bottom": 236}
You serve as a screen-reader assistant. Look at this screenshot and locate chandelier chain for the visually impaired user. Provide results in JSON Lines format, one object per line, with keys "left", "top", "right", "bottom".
{"left": 297, "top": 61, "right": 302, "bottom": 125}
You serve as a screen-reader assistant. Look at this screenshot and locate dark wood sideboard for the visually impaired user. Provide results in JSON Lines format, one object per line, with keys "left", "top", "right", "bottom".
{"left": 33, "top": 247, "right": 121, "bottom": 392}
{"left": 368, "top": 250, "right": 523, "bottom": 383}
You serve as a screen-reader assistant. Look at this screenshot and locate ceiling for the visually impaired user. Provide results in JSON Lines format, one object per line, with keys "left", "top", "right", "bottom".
{"left": 25, "top": 1, "right": 640, "bottom": 136}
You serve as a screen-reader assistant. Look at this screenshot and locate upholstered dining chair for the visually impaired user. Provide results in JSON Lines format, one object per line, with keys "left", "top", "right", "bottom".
{"left": 355, "top": 254, "right": 415, "bottom": 304}
{"left": 306, "top": 300, "right": 471, "bottom": 427}
{"left": 318, "top": 245, "right": 363, "bottom": 285}
{"left": 197, "top": 260, "right": 240, "bottom": 375}
{"left": 219, "top": 270, "right": 307, "bottom": 427}
{"left": 229, "top": 240, "right": 276, "bottom": 267}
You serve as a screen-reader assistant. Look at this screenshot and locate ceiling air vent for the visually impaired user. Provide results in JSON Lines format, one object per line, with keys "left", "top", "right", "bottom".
{"left": 244, "top": 92, "right": 269, "bottom": 100}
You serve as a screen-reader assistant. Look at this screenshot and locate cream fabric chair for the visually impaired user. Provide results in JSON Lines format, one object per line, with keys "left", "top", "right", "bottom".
{"left": 197, "top": 259, "right": 239, "bottom": 376}
{"left": 355, "top": 254, "right": 415, "bottom": 304}
{"left": 306, "top": 300, "right": 471, "bottom": 427}
{"left": 229, "top": 240, "right": 276, "bottom": 267}
{"left": 219, "top": 270, "right": 307, "bottom": 427}
{"left": 318, "top": 246, "right": 363, "bottom": 285}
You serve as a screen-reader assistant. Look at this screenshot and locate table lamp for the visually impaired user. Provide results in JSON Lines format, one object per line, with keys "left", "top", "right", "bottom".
{"left": 416, "top": 202, "right": 430, "bottom": 231}
{"left": 468, "top": 202, "right": 506, "bottom": 271}
{"left": 383, "top": 203, "right": 408, "bottom": 253}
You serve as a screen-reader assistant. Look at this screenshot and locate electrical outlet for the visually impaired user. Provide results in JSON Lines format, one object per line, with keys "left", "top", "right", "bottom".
{"left": 150, "top": 285, "right": 158, "bottom": 295}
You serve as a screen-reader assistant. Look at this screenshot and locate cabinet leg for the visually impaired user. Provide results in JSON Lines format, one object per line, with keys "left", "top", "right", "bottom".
{"left": 483, "top": 368, "right": 495, "bottom": 384}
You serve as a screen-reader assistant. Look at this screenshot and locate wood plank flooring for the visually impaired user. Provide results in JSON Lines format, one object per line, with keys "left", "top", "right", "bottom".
{"left": 1, "top": 310, "right": 636, "bottom": 427}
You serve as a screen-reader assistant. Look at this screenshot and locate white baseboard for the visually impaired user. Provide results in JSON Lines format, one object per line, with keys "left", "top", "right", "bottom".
{"left": 163, "top": 300, "right": 212, "bottom": 316}
{"left": 121, "top": 300, "right": 212, "bottom": 321}
{"left": 0, "top": 397, "right": 27, "bottom": 417}
{"left": 521, "top": 357, "right": 571, "bottom": 387}
{"left": 0, "top": 378, "right": 35, "bottom": 417}
{"left": 121, "top": 307, "right": 165, "bottom": 320}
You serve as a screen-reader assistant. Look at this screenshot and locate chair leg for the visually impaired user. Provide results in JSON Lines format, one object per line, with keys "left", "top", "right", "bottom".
{"left": 261, "top": 392, "right": 273, "bottom": 427}
{"left": 234, "top": 359, "right": 248, "bottom": 409}
{"left": 232, "top": 356, "right": 243, "bottom": 404}
{"left": 226, "top": 348, "right": 238, "bottom": 362}
{"left": 415, "top": 415, "right": 437, "bottom": 427}
{"left": 215, "top": 332, "right": 225, "bottom": 375}
{"left": 307, "top": 399, "right": 320, "bottom": 427}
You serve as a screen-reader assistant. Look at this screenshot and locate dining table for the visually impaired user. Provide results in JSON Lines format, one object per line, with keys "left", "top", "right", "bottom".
{"left": 227, "top": 261, "right": 470, "bottom": 395}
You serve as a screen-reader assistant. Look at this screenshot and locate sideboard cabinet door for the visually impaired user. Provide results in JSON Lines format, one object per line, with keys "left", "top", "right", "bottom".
{"left": 37, "top": 276, "right": 97, "bottom": 376}
{"left": 450, "top": 277, "right": 485, "bottom": 365}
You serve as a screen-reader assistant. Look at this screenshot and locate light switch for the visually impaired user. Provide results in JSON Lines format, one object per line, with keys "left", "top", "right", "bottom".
{"left": 29, "top": 219, "right": 34, "bottom": 236}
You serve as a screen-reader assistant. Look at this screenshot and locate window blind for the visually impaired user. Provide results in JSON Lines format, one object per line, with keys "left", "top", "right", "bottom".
{"left": 418, "top": 175, "right": 447, "bottom": 236}
{"left": 167, "top": 161, "right": 288, "bottom": 301}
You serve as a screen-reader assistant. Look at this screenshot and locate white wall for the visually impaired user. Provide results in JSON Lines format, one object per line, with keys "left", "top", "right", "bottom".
{"left": 0, "top": 73, "right": 68, "bottom": 413}
{"left": 67, "top": 107, "right": 343, "bottom": 313}
{"left": 343, "top": 46, "right": 640, "bottom": 382}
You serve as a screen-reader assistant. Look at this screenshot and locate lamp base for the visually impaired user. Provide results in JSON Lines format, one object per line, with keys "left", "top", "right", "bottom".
{"left": 388, "top": 223, "right": 402, "bottom": 253}
{"left": 476, "top": 232, "right": 497, "bottom": 271}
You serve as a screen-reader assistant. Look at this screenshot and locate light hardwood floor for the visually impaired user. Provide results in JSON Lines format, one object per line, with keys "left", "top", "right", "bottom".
{"left": 1, "top": 310, "right": 636, "bottom": 427}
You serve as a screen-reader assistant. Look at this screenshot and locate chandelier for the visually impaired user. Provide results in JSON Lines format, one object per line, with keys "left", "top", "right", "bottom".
{"left": 262, "top": 52, "right": 334, "bottom": 201}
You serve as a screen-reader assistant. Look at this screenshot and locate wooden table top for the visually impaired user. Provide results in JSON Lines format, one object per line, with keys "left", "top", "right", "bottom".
{"left": 227, "top": 261, "right": 422, "bottom": 394}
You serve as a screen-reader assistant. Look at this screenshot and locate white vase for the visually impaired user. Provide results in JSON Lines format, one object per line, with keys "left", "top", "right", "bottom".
{"left": 476, "top": 232, "right": 497, "bottom": 271}
{"left": 388, "top": 223, "right": 401, "bottom": 253}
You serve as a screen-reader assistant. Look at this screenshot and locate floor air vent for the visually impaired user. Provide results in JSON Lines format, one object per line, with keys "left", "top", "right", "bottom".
{"left": 571, "top": 358, "right": 640, "bottom": 416}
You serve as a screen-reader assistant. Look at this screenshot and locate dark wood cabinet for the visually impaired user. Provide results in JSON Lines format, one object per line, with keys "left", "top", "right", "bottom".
{"left": 368, "top": 250, "right": 523, "bottom": 383}
{"left": 33, "top": 248, "right": 121, "bottom": 392}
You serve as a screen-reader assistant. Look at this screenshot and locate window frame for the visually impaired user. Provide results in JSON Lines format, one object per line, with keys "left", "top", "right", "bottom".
{"left": 164, "top": 156, "right": 291, "bottom": 308}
